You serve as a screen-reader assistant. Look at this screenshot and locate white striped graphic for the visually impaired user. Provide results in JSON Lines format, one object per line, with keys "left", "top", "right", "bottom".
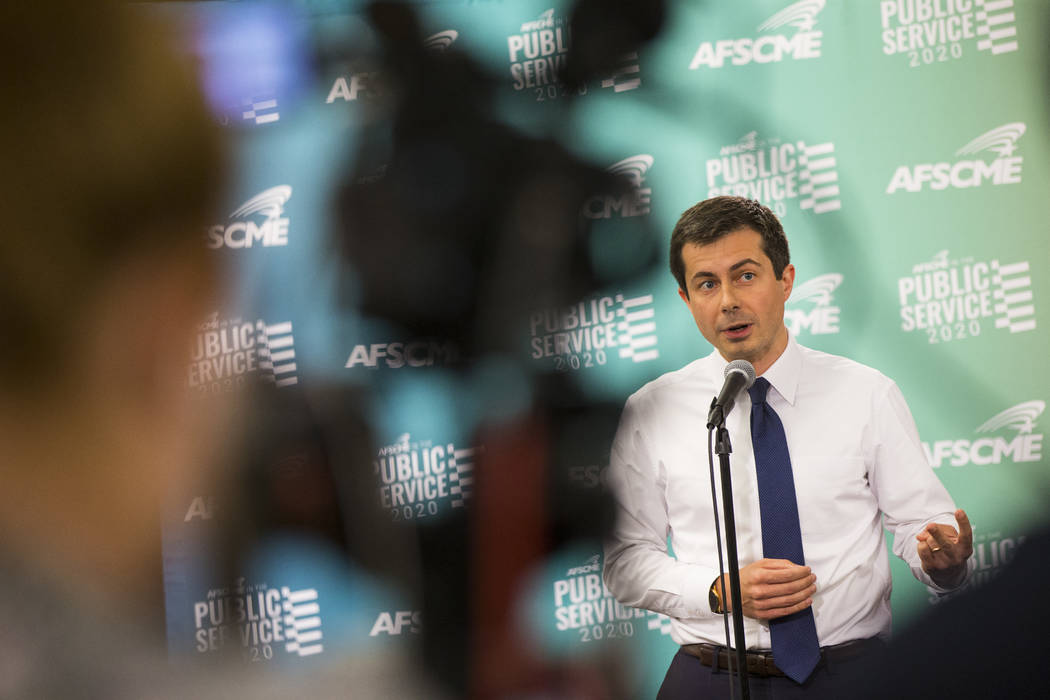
{"left": 282, "top": 587, "right": 324, "bottom": 656}
{"left": 448, "top": 445, "right": 481, "bottom": 508}
{"left": 789, "top": 273, "right": 843, "bottom": 307}
{"left": 992, "top": 260, "right": 1037, "bottom": 333}
{"left": 758, "top": 0, "right": 825, "bottom": 33}
{"left": 241, "top": 97, "right": 280, "bottom": 125}
{"left": 606, "top": 154, "right": 653, "bottom": 189}
{"left": 256, "top": 321, "right": 299, "bottom": 387}
{"left": 955, "top": 123, "right": 1025, "bottom": 158}
{"left": 976, "top": 400, "right": 1044, "bottom": 435}
{"left": 976, "top": 0, "right": 1019, "bottom": 54}
{"left": 423, "top": 30, "right": 458, "bottom": 51}
{"left": 616, "top": 294, "right": 659, "bottom": 363}
{"left": 797, "top": 141, "right": 841, "bottom": 214}
{"left": 601, "top": 52, "right": 642, "bottom": 93}
{"left": 229, "top": 186, "right": 292, "bottom": 221}
{"left": 646, "top": 611, "right": 674, "bottom": 636}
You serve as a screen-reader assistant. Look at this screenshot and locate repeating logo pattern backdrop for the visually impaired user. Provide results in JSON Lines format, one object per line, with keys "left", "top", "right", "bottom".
{"left": 157, "top": 1, "right": 1048, "bottom": 696}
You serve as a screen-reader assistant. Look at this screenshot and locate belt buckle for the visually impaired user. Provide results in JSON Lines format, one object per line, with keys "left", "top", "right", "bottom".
{"left": 739, "top": 650, "right": 772, "bottom": 675}
{"left": 683, "top": 643, "right": 785, "bottom": 678}
{"left": 752, "top": 650, "right": 776, "bottom": 677}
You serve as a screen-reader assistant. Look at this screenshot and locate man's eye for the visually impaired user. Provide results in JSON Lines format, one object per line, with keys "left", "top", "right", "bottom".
{"left": 740, "top": 272, "right": 755, "bottom": 281}
{"left": 699, "top": 280, "right": 716, "bottom": 290}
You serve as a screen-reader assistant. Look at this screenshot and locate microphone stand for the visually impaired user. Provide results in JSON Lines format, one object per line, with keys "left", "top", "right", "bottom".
{"left": 710, "top": 404, "right": 750, "bottom": 700}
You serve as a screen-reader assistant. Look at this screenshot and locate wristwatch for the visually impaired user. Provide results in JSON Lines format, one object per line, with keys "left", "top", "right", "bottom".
{"left": 709, "top": 578, "right": 725, "bottom": 614}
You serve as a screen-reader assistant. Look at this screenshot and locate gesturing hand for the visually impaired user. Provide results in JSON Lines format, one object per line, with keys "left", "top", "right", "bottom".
{"left": 716, "top": 558, "right": 816, "bottom": 620}
{"left": 917, "top": 508, "right": 973, "bottom": 587}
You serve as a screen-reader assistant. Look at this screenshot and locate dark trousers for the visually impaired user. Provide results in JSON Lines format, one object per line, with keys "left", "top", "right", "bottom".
{"left": 656, "top": 645, "right": 880, "bottom": 700}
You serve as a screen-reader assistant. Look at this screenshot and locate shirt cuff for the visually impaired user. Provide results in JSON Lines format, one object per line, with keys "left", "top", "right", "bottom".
{"left": 681, "top": 564, "right": 725, "bottom": 618}
{"left": 924, "top": 554, "right": 975, "bottom": 595}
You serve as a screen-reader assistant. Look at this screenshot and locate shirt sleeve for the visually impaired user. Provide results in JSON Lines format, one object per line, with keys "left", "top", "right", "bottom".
{"left": 868, "top": 380, "right": 975, "bottom": 594}
{"left": 602, "top": 392, "right": 722, "bottom": 620}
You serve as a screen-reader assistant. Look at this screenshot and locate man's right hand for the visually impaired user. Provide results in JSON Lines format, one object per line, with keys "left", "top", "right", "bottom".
{"left": 714, "top": 559, "right": 816, "bottom": 620}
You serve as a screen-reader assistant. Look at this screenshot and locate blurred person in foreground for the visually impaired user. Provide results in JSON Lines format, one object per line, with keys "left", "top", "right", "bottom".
{"left": 602, "top": 197, "right": 975, "bottom": 698}
{"left": 0, "top": 3, "right": 433, "bottom": 698}
{"left": 851, "top": 520, "right": 1050, "bottom": 699}
{"left": 0, "top": 1, "right": 229, "bottom": 695}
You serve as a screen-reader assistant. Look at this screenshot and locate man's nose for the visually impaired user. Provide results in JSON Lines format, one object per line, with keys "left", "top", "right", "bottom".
{"left": 720, "top": 285, "right": 739, "bottom": 312}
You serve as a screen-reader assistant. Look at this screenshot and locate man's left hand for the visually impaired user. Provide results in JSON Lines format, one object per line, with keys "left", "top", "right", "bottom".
{"left": 917, "top": 508, "right": 973, "bottom": 587}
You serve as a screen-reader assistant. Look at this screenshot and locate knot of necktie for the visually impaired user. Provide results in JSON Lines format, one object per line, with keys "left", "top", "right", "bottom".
{"left": 748, "top": 376, "right": 770, "bottom": 405}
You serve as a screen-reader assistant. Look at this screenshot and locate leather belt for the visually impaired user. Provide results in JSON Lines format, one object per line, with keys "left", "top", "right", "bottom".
{"left": 680, "top": 638, "right": 883, "bottom": 678}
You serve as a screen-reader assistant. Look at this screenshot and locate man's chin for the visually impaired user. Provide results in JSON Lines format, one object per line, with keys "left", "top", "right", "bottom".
{"left": 716, "top": 344, "right": 755, "bottom": 364}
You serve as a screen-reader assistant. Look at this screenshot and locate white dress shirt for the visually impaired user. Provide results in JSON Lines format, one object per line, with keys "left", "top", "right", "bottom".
{"left": 603, "top": 334, "right": 972, "bottom": 649}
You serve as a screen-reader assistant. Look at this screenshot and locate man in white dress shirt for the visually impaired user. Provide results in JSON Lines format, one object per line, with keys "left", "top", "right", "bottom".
{"left": 602, "top": 196, "right": 974, "bottom": 698}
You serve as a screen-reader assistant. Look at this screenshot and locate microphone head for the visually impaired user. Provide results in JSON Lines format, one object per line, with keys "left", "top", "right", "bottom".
{"left": 724, "top": 359, "right": 756, "bottom": 388}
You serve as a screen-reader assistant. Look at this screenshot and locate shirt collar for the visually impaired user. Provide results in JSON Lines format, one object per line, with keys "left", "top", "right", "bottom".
{"left": 706, "top": 332, "right": 802, "bottom": 406}
{"left": 760, "top": 333, "right": 801, "bottom": 406}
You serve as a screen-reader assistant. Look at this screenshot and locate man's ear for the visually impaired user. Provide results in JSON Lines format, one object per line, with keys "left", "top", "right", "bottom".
{"left": 678, "top": 287, "right": 689, "bottom": 304}
{"left": 780, "top": 264, "right": 795, "bottom": 301}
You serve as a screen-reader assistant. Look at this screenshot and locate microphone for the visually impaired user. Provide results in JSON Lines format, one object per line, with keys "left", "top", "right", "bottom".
{"left": 706, "top": 359, "right": 756, "bottom": 428}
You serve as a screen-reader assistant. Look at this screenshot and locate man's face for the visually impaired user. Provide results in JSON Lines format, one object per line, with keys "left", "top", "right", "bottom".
{"left": 677, "top": 228, "right": 794, "bottom": 375}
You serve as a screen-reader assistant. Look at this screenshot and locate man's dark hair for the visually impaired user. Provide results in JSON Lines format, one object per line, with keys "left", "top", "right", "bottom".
{"left": 669, "top": 196, "right": 790, "bottom": 294}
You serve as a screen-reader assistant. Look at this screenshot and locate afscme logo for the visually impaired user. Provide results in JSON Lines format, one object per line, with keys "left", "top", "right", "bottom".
{"left": 759, "top": 0, "right": 824, "bottom": 32}
{"left": 790, "top": 273, "right": 841, "bottom": 307}
{"left": 184, "top": 495, "right": 214, "bottom": 522}
{"left": 924, "top": 400, "right": 1044, "bottom": 468}
{"left": 689, "top": 0, "right": 825, "bottom": 69}
{"left": 565, "top": 555, "right": 601, "bottom": 577}
{"left": 913, "top": 249, "right": 949, "bottom": 273}
{"left": 608, "top": 155, "right": 652, "bottom": 191}
{"left": 522, "top": 8, "right": 555, "bottom": 33}
{"left": 206, "top": 186, "right": 292, "bottom": 249}
{"left": 345, "top": 340, "right": 459, "bottom": 369}
{"left": 955, "top": 122, "right": 1025, "bottom": 158}
{"left": 326, "top": 72, "right": 375, "bottom": 102}
{"left": 370, "top": 610, "right": 422, "bottom": 636}
{"left": 582, "top": 155, "right": 653, "bottom": 219}
{"left": 328, "top": 33, "right": 448, "bottom": 104}
{"left": 424, "top": 30, "right": 458, "bottom": 51}
{"left": 785, "top": 273, "right": 842, "bottom": 335}
{"left": 976, "top": 400, "right": 1043, "bottom": 435}
{"left": 886, "top": 122, "right": 1025, "bottom": 193}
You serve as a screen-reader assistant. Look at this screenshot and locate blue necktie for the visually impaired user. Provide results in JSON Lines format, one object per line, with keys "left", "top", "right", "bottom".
{"left": 749, "top": 377, "right": 820, "bottom": 684}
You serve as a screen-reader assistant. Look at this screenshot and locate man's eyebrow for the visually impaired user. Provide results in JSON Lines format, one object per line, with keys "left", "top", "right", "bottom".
{"left": 729, "top": 257, "right": 763, "bottom": 271}
{"left": 689, "top": 258, "right": 764, "bottom": 282}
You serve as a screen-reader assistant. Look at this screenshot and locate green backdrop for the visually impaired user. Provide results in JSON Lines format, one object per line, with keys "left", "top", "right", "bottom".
{"left": 157, "top": 1, "right": 1048, "bottom": 696}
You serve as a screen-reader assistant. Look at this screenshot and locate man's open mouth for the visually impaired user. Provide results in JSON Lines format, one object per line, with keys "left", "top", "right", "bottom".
{"left": 722, "top": 323, "right": 752, "bottom": 338}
